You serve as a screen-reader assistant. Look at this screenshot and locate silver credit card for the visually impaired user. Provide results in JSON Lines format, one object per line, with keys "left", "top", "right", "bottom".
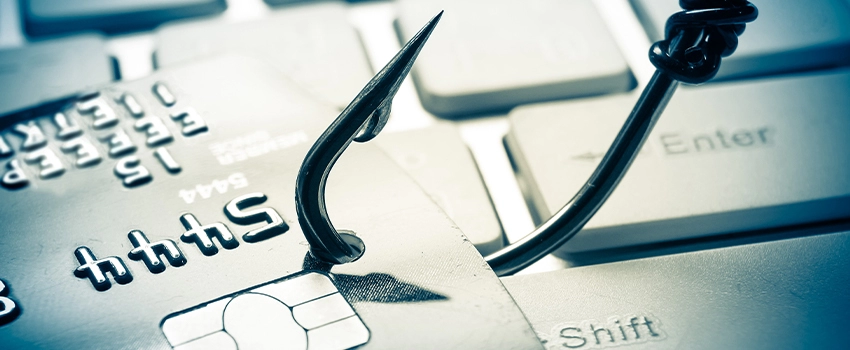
{"left": 0, "top": 55, "right": 542, "bottom": 349}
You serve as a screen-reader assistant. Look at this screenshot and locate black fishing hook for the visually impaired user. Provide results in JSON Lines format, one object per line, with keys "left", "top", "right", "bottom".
{"left": 485, "top": 0, "right": 758, "bottom": 276}
{"left": 296, "top": 1, "right": 756, "bottom": 274}
{"left": 295, "top": 11, "right": 443, "bottom": 265}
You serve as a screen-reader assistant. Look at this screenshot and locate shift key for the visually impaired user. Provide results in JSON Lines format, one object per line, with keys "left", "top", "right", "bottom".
{"left": 502, "top": 230, "right": 850, "bottom": 349}
{"left": 506, "top": 70, "right": 850, "bottom": 254}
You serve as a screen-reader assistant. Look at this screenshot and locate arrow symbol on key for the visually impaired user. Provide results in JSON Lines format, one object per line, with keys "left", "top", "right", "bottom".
{"left": 571, "top": 151, "right": 605, "bottom": 162}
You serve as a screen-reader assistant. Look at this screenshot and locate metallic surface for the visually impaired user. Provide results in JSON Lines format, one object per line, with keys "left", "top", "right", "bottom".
{"left": 0, "top": 56, "right": 542, "bottom": 349}
{"left": 161, "top": 272, "right": 366, "bottom": 350}
{"left": 0, "top": 280, "right": 20, "bottom": 326}
{"left": 294, "top": 11, "right": 442, "bottom": 264}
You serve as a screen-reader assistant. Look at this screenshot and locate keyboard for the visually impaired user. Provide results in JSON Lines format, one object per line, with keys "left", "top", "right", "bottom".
{"left": 1, "top": 0, "right": 849, "bottom": 348}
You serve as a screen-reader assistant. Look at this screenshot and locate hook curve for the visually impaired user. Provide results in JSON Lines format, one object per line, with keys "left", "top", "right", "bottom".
{"left": 295, "top": 11, "right": 443, "bottom": 264}
{"left": 484, "top": 1, "right": 757, "bottom": 276}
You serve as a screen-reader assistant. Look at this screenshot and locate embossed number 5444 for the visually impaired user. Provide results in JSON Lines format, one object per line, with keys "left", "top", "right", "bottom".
{"left": 0, "top": 280, "right": 20, "bottom": 326}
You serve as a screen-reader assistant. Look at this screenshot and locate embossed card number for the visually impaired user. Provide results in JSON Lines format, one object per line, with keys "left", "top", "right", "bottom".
{"left": 73, "top": 192, "right": 288, "bottom": 291}
{"left": 0, "top": 82, "right": 207, "bottom": 190}
{"left": 0, "top": 280, "right": 20, "bottom": 326}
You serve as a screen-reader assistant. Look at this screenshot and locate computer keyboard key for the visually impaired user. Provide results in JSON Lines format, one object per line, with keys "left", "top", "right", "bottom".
{"left": 631, "top": 0, "right": 850, "bottom": 80}
{"left": 501, "top": 230, "right": 850, "bottom": 349}
{"left": 507, "top": 70, "right": 850, "bottom": 253}
{"left": 0, "top": 35, "right": 112, "bottom": 117}
{"left": 21, "top": 0, "right": 227, "bottom": 37}
{"left": 0, "top": 55, "right": 542, "bottom": 349}
{"left": 156, "top": 2, "right": 373, "bottom": 109}
{"left": 377, "top": 124, "right": 504, "bottom": 255}
{"left": 396, "top": 0, "right": 634, "bottom": 117}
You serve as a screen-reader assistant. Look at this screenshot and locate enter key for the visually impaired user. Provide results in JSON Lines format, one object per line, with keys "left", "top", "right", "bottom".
{"left": 506, "top": 70, "right": 850, "bottom": 254}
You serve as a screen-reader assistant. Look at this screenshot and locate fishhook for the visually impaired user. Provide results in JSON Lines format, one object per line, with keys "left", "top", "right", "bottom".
{"left": 485, "top": 0, "right": 757, "bottom": 276}
{"left": 295, "top": 11, "right": 443, "bottom": 264}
